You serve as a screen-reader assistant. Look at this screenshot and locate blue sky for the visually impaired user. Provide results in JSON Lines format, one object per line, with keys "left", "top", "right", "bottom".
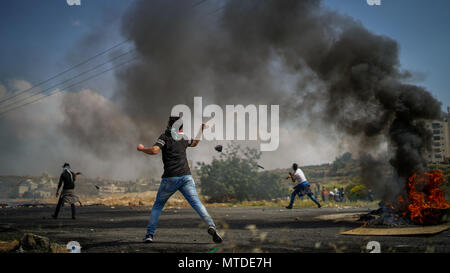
{"left": 0, "top": 0, "right": 449, "bottom": 108}
{"left": 323, "top": 0, "right": 450, "bottom": 110}
{"left": 0, "top": 0, "right": 131, "bottom": 98}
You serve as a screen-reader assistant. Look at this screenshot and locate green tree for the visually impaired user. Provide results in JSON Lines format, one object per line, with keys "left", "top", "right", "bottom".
{"left": 197, "top": 144, "right": 287, "bottom": 202}
{"left": 328, "top": 152, "right": 353, "bottom": 176}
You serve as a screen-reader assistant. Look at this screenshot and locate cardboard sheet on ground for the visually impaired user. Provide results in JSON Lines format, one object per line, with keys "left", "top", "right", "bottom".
{"left": 316, "top": 213, "right": 366, "bottom": 222}
{"left": 341, "top": 223, "right": 450, "bottom": 236}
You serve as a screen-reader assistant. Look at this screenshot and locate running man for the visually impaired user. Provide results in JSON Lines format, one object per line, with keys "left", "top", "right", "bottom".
{"left": 286, "top": 163, "right": 321, "bottom": 209}
{"left": 52, "top": 163, "right": 82, "bottom": 219}
{"left": 137, "top": 116, "right": 222, "bottom": 244}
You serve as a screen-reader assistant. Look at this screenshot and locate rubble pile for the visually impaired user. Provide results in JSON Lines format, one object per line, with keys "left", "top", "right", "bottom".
{"left": 0, "top": 233, "right": 69, "bottom": 253}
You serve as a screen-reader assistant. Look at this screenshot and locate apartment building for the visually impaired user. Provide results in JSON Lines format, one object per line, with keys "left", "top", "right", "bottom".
{"left": 426, "top": 107, "right": 450, "bottom": 163}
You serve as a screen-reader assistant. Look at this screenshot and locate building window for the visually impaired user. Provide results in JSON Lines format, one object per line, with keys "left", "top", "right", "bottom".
{"left": 432, "top": 130, "right": 440, "bottom": 134}
{"left": 434, "top": 149, "right": 441, "bottom": 153}
{"left": 433, "top": 136, "right": 441, "bottom": 141}
{"left": 433, "top": 142, "right": 441, "bottom": 147}
{"left": 432, "top": 123, "right": 441, "bottom": 129}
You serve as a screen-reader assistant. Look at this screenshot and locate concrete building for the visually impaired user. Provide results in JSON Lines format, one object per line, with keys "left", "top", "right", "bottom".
{"left": 426, "top": 107, "right": 450, "bottom": 163}
{"left": 34, "top": 190, "right": 51, "bottom": 199}
{"left": 17, "top": 179, "right": 37, "bottom": 197}
{"left": 16, "top": 175, "right": 57, "bottom": 198}
{"left": 99, "top": 184, "right": 126, "bottom": 194}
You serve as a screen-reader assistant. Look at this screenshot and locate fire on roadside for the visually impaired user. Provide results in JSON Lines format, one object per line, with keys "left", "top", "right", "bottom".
{"left": 399, "top": 170, "right": 450, "bottom": 225}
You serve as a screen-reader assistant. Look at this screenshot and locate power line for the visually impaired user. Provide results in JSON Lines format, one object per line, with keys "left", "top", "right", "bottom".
{"left": 0, "top": 0, "right": 212, "bottom": 109}
{"left": 0, "top": 39, "right": 130, "bottom": 105}
{"left": 0, "top": 49, "right": 135, "bottom": 110}
{"left": 0, "top": 56, "right": 139, "bottom": 117}
{"left": 0, "top": 0, "right": 220, "bottom": 116}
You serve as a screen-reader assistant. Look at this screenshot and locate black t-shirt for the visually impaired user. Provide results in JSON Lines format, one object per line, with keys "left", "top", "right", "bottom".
{"left": 58, "top": 170, "right": 75, "bottom": 190}
{"left": 154, "top": 130, "right": 193, "bottom": 178}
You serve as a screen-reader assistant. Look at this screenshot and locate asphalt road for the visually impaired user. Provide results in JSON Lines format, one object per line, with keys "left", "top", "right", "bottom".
{"left": 1, "top": 205, "right": 449, "bottom": 253}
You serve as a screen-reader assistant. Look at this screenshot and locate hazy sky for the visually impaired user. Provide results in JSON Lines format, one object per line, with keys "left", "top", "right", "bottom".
{"left": 0, "top": 0, "right": 449, "bottom": 179}
{"left": 1, "top": 0, "right": 448, "bottom": 106}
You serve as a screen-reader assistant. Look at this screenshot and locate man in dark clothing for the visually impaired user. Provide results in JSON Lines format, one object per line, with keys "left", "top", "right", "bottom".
{"left": 52, "top": 163, "right": 82, "bottom": 219}
{"left": 137, "top": 116, "right": 222, "bottom": 244}
{"left": 338, "top": 187, "right": 346, "bottom": 202}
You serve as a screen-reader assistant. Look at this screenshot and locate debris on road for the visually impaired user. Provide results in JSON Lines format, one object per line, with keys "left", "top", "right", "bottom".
{"left": 0, "top": 233, "right": 69, "bottom": 253}
{"left": 341, "top": 223, "right": 450, "bottom": 236}
{"left": 0, "top": 240, "right": 19, "bottom": 253}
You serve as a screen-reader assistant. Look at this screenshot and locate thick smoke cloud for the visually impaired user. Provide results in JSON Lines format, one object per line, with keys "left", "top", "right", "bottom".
{"left": 0, "top": 82, "right": 160, "bottom": 180}
{"left": 106, "top": 0, "right": 442, "bottom": 198}
{"left": 60, "top": 90, "right": 138, "bottom": 158}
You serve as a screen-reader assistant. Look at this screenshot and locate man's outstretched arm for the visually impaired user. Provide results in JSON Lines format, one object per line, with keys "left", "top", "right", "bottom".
{"left": 137, "top": 144, "right": 161, "bottom": 155}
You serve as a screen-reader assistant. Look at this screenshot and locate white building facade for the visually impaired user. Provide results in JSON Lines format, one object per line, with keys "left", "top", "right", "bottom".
{"left": 426, "top": 107, "right": 450, "bottom": 163}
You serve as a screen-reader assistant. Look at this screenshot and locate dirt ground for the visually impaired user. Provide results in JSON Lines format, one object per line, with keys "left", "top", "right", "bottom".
{"left": 0, "top": 205, "right": 449, "bottom": 253}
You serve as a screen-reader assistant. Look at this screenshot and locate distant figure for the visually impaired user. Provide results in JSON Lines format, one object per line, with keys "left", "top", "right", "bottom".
{"left": 137, "top": 116, "right": 222, "bottom": 244}
{"left": 52, "top": 163, "right": 82, "bottom": 219}
{"left": 322, "top": 187, "right": 327, "bottom": 202}
{"left": 329, "top": 191, "right": 335, "bottom": 201}
{"left": 334, "top": 187, "right": 339, "bottom": 201}
{"left": 339, "top": 187, "right": 346, "bottom": 202}
{"left": 285, "top": 163, "right": 321, "bottom": 209}
{"left": 315, "top": 184, "right": 321, "bottom": 198}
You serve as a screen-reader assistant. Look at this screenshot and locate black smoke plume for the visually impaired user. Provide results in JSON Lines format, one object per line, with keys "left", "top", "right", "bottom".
{"left": 60, "top": 0, "right": 442, "bottom": 194}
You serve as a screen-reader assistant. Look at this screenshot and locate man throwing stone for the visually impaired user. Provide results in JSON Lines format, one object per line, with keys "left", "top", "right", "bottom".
{"left": 137, "top": 116, "right": 222, "bottom": 244}
{"left": 286, "top": 163, "right": 321, "bottom": 209}
{"left": 52, "top": 163, "right": 82, "bottom": 219}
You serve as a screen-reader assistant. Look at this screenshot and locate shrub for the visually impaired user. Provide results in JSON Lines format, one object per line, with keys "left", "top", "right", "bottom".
{"left": 197, "top": 144, "right": 288, "bottom": 202}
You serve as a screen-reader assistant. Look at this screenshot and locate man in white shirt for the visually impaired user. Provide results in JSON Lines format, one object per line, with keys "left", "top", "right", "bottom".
{"left": 286, "top": 163, "right": 321, "bottom": 209}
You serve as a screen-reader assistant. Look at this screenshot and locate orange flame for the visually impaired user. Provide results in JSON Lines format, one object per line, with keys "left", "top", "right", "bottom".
{"left": 399, "top": 170, "right": 449, "bottom": 225}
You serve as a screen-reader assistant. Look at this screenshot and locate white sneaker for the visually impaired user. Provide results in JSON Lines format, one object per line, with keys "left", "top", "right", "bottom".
{"left": 143, "top": 235, "right": 153, "bottom": 243}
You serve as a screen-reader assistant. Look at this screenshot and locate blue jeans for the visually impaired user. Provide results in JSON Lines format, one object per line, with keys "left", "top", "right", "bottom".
{"left": 146, "top": 175, "right": 215, "bottom": 236}
{"left": 288, "top": 182, "right": 321, "bottom": 208}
